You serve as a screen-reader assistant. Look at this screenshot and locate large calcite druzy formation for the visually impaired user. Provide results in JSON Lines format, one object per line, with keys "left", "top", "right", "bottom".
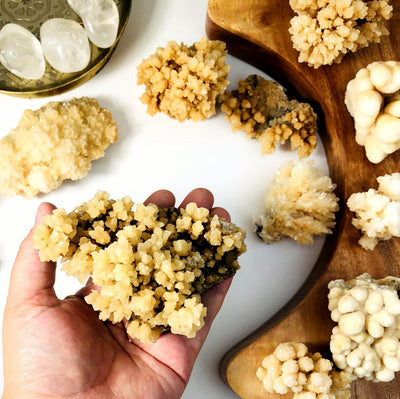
{"left": 0, "top": 97, "right": 118, "bottom": 198}
{"left": 34, "top": 191, "right": 247, "bottom": 343}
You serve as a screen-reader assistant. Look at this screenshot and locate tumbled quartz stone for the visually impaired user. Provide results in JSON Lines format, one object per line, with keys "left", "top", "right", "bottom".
{"left": 67, "top": 0, "right": 119, "bottom": 48}
{"left": 0, "top": 23, "right": 45, "bottom": 80}
{"left": 40, "top": 18, "right": 90, "bottom": 73}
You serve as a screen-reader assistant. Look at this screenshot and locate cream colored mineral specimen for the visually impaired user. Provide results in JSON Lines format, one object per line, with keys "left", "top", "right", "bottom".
{"left": 220, "top": 75, "right": 318, "bottom": 158}
{"left": 345, "top": 61, "right": 400, "bottom": 163}
{"left": 33, "top": 191, "right": 246, "bottom": 343}
{"left": 137, "top": 37, "right": 230, "bottom": 122}
{"left": 0, "top": 97, "right": 118, "bottom": 198}
{"left": 255, "top": 160, "right": 339, "bottom": 244}
{"left": 347, "top": 173, "right": 400, "bottom": 249}
{"left": 256, "top": 342, "right": 352, "bottom": 398}
{"left": 289, "top": 0, "right": 393, "bottom": 68}
{"left": 329, "top": 273, "right": 400, "bottom": 382}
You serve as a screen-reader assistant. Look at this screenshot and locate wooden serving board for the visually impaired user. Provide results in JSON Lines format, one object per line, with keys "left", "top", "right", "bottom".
{"left": 206, "top": 1, "right": 400, "bottom": 398}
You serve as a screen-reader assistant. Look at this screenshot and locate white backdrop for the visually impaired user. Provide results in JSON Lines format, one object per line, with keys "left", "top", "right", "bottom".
{"left": 0, "top": 1, "right": 330, "bottom": 397}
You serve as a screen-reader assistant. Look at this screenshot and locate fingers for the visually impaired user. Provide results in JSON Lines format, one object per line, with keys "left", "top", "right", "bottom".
{"left": 174, "top": 278, "right": 232, "bottom": 381}
{"left": 188, "top": 277, "right": 233, "bottom": 350}
{"left": 74, "top": 278, "right": 101, "bottom": 300}
{"left": 210, "top": 207, "right": 231, "bottom": 222}
{"left": 103, "top": 189, "right": 233, "bottom": 381}
{"left": 181, "top": 189, "right": 231, "bottom": 221}
{"left": 132, "top": 278, "right": 233, "bottom": 384}
{"left": 179, "top": 188, "right": 214, "bottom": 209}
{"left": 145, "top": 188, "right": 231, "bottom": 221}
{"left": 144, "top": 190, "right": 175, "bottom": 207}
{"left": 7, "top": 202, "right": 59, "bottom": 309}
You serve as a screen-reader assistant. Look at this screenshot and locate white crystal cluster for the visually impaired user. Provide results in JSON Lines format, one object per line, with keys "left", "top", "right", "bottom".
{"left": 329, "top": 273, "right": 400, "bottom": 382}
{"left": 347, "top": 173, "right": 400, "bottom": 250}
{"left": 345, "top": 61, "right": 400, "bottom": 163}
{"left": 256, "top": 342, "right": 352, "bottom": 399}
{"left": 0, "top": 0, "right": 119, "bottom": 79}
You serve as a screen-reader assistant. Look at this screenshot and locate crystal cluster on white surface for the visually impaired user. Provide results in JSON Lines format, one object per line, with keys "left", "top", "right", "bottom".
{"left": 68, "top": 0, "right": 119, "bottom": 48}
{"left": 40, "top": 18, "right": 90, "bottom": 73}
{"left": 0, "top": 23, "right": 45, "bottom": 79}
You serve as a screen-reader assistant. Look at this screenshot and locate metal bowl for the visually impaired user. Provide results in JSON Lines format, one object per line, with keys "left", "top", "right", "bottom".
{"left": 0, "top": 0, "right": 131, "bottom": 97}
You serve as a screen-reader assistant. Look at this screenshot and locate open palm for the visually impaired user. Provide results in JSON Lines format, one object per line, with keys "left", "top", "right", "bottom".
{"left": 3, "top": 189, "right": 232, "bottom": 399}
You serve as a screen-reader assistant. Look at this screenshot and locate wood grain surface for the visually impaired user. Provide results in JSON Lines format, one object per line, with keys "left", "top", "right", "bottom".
{"left": 206, "top": 1, "right": 400, "bottom": 398}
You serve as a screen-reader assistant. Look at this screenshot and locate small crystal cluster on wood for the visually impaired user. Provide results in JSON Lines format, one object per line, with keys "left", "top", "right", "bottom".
{"left": 0, "top": 0, "right": 119, "bottom": 79}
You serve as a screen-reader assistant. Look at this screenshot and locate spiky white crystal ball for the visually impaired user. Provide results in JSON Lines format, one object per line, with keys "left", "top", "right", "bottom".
{"left": 0, "top": 23, "right": 45, "bottom": 80}
{"left": 40, "top": 18, "right": 90, "bottom": 73}
{"left": 67, "top": 0, "right": 119, "bottom": 48}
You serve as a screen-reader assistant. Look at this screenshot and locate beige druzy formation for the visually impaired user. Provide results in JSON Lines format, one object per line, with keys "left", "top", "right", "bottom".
{"left": 256, "top": 342, "right": 352, "bottom": 399}
{"left": 137, "top": 43, "right": 321, "bottom": 160}
{"left": 33, "top": 191, "right": 247, "bottom": 344}
{"left": 347, "top": 173, "right": 400, "bottom": 250}
{"left": 329, "top": 273, "right": 400, "bottom": 383}
{"left": 137, "top": 37, "right": 230, "bottom": 122}
{"left": 345, "top": 61, "right": 400, "bottom": 163}
{"left": 220, "top": 75, "right": 318, "bottom": 158}
{"left": 255, "top": 160, "right": 339, "bottom": 245}
{"left": 257, "top": 273, "right": 400, "bottom": 396}
{"left": 289, "top": 0, "right": 393, "bottom": 68}
{"left": 0, "top": 97, "right": 118, "bottom": 199}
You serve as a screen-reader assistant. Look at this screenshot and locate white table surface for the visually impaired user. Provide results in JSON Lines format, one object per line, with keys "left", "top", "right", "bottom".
{"left": 0, "top": 1, "right": 330, "bottom": 397}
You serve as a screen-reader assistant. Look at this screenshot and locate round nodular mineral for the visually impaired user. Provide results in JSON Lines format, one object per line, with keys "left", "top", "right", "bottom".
{"left": 67, "top": 0, "right": 119, "bottom": 48}
{"left": 0, "top": 23, "right": 45, "bottom": 80}
{"left": 40, "top": 18, "right": 90, "bottom": 73}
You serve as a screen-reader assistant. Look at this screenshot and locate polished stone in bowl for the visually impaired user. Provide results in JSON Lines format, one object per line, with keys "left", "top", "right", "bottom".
{"left": 68, "top": 0, "right": 119, "bottom": 48}
{"left": 0, "top": 0, "right": 131, "bottom": 97}
{"left": 0, "top": 23, "right": 45, "bottom": 80}
{"left": 40, "top": 18, "right": 90, "bottom": 73}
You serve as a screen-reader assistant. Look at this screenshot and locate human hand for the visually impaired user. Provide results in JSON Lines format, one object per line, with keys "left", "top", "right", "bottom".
{"left": 2, "top": 188, "right": 232, "bottom": 399}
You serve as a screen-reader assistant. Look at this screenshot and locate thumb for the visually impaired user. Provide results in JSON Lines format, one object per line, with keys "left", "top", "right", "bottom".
{"left": 188, "top": 277, "right": 233, "bottom": 351}
{"left": 7, "top": 202, "right": 59, "bottom": 308}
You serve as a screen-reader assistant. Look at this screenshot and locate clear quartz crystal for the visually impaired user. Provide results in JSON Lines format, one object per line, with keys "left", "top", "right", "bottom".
{"left": 0, "top": 23, "right": 45, "bottom": 80}
{"left": 67, "top": 0, "right": 119, "bottom": 48}
{"left": 40, "top": 18, "right": 90, "bottom": 73}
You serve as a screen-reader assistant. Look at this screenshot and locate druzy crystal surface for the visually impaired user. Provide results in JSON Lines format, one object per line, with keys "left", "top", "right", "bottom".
{"left": 0, "top": 23, "right": 45, "bottom": 80}
{"left": 68, "top": 0, "right": 119, "bottom": 48}
{"left": 40, "top": 18, "right": 90, "bottom": 73}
